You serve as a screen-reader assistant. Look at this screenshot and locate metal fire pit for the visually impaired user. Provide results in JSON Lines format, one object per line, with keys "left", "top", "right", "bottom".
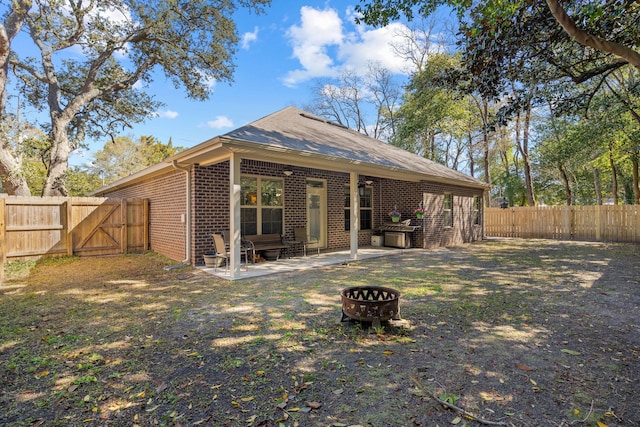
{"left": 340, "top": 286, "right": 401, "bottom": 327}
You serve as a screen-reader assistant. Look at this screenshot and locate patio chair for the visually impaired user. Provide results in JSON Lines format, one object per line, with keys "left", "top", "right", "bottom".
{"left": 294, "top": 227, "right": 319, "bottom": 257}
{"left": 212, "top": 233, "right": 249, "bottom": 271}
{"left": 222, "top": 230, "right": 255, "bottom": 264}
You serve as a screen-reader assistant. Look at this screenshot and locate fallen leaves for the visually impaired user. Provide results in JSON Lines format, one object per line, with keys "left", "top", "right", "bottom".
{"left": 306, "top": 401, "right": 322, "bottom": 409}
{"left": 35, "top": 370, "right": 49, "bottom": 378}
{"left": 515, "top": 363, "right": 533, "bottom": 371}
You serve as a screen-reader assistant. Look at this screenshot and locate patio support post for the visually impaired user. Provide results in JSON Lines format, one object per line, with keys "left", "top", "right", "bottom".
{"left": 229, "top": 153, "right": 242, "bottom": 278}
{"left": 350, "top": 172, "right": 359, "bottom": 260}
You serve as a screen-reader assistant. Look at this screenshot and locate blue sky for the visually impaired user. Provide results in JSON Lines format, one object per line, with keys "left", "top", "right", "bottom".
{"left": 68, "top": 1, "right": 428, "bottom": 166}
{"left": 8, "top": 1, "right": 446, "bottom": 167}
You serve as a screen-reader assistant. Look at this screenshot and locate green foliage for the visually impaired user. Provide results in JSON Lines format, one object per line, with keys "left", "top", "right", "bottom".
{"left": 1, "top": 0, "right": 270, "bottom": 195}
{"left": 358, "top": 0, "right": 640, "bottom": 205}
{"left": 392, "top": 52, "right": 479, "bottom": 169}
{"left": 65, "top": 167, "right": 103, "bottom": 196}
{"left": 23, "top": 160, "right": 47, "bottom": 196}
{"left": 91, "top": 135, "right": 183, "bottom": 185}
{"left": 358, "top": 1, "right": 639, "bottom": 89}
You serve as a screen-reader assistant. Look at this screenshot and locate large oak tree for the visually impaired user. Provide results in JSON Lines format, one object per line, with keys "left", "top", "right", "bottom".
{"left": 357, "top": 0, "right": 640, "bottom": 204}
{"left": 1, "top": 0, "right": 269, "bottom": 196}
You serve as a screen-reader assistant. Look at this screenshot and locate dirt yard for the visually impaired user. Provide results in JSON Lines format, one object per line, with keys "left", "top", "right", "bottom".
{"left": 1, "top": 238, "right": 638, "bottom": 427}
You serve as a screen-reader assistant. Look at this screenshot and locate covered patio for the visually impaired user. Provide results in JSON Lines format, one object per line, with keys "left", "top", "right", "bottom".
{"left": 197, "top": 246, "right": 416, "bottom": 280}
{"left": 94, "top": 107, "right": 488, "bottom": 277}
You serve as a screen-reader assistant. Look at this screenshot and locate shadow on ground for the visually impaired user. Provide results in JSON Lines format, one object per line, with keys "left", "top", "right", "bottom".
{"left": 1, "top": 239, "right": 638, "bottom": 426}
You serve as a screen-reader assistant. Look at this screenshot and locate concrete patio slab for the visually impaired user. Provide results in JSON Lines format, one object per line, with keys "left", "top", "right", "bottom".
{"left": 197, "top": 246, "right": 418, "bottom": 280}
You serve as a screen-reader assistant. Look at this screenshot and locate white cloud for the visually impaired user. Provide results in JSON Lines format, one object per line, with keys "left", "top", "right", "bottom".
{"left": 149, "top": 110, "right": 179, "bottom": 119}
{"left": 241, "top": 27, "right": 259, "bottom": 49}
{"left": 283, "top": 6, "right": 344, "bottom": 86}
{"left": 157, "top": 110, "right": 179, "bottom": 119}
{"left": 339, "top": 23, "right": 414, "bottom": 74}
{"left": 283, "top": 6, "right": 416, "bottom": 87}
{"left": 207, "top": 116, "right": 233, "bottom": 129}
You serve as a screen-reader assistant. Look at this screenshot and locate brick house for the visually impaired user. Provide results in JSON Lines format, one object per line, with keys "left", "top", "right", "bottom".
{"left": 94, "top": 106, "right": 489, "bottom": 278}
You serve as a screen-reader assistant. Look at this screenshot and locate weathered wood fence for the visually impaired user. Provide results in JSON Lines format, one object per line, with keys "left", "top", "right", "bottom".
{"left": 485, "top": 205, "right": 640, "bottom": 242}
{"left": 1, "top": 197, "right": 148, "bottom": 281}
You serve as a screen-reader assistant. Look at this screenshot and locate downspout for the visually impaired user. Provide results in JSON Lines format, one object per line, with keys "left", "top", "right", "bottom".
{"left": 172, "top": 160, "right": 192, "bottom": 265}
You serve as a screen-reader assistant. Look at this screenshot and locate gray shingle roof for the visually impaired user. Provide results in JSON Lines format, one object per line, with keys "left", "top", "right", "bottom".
{"left": 223, "top": 106, "right": 487, "bottom": 188}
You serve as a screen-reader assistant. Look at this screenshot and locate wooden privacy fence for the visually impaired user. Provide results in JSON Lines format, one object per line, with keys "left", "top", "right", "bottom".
{"left": 1, "top": 197, "right": 148, "bottom": 280}
{"left": 485, "top": 205, "right": 640, "bottom": 242}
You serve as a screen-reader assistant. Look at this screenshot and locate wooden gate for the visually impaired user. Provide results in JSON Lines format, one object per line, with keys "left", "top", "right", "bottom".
{"left": 70, "top": 198, "right": 148, "bottom": 256}
{"left": 1, "top": 197, "right": 149, "bottom": 280}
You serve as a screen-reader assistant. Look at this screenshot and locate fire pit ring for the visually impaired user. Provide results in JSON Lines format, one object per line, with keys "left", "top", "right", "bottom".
{"left": 340, "top": 286, "right": 401, "bottom": 327}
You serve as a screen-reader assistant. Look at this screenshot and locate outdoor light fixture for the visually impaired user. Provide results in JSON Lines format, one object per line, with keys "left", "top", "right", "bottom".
{"left": 283, "top": 169, "right": 293, "bottom": 176}
{"left": 357, "top": 180, "right": 373, "bottom": 196}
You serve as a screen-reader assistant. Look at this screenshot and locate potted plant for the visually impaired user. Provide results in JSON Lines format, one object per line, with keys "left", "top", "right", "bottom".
{"left": 414, "top": 206, "right": 426, "bottom": 219}
{"left": 389, "top": 208, "right": 401, "bottom": 222}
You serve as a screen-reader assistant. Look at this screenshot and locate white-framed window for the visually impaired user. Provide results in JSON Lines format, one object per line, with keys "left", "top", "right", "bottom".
{"left": 240, "top": 176, "right": 284, "bottom": 235}
{"left": 344, "top": 185, "right": 373, "bottom": 231}
{"left": 443, "top": 193, "right": 453, "bottom": 228}
{"left": 473, "top": 195, "right": 481, "bottom": 225}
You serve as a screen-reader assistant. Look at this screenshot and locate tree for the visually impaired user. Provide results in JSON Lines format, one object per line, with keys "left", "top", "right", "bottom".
{"left": 356, "top": 1, "right": 640, "bottom": 113}
{"left": 91, "top": 135, "right": 183, "bottom": 185}
{"left": 393, "top": 52, "right": 475, "bottom": 165}
{"left": 357, "top": 0, "right": 640, "bottom": 205}
{"left": 65, "top": 167, "right": 103, "bottom": 196}
{"left": 307, "top": 63, "right": 401, "bottom": 141}
{"left": 356, "top": 1, "right": 640, "bottom": 77}
{"left": 0, "top": 0, "right": 269, "bottom": 196}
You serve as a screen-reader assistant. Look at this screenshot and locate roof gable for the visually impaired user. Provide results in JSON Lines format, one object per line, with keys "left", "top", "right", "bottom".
{"left": 223, "top": 106, "right": 486, "bottom": 188}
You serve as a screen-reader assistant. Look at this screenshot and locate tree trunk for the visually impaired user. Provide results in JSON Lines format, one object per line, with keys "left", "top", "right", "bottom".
{"left": 0, "top": 148, "right": 31, "bottom": 195}
{"left": 467, "top": 132, "right": 475, "bottom": 177}
{"left": 609, "top": 143, "right": 619, "bottom": 205}
{"left": 481, "top": 100, "right": 491, "bottom": 207}
{"left": 42, "top": 119, "right": 71, "bottom": 196}
{"left": 559, "top": 165, "right": 572, "bottom": 205}
{"left": 593, "top": 167, "right": 602, "bottom": 205}
{"left": 429, "top": 132, "right": 436, "bottom": 160}
{"left": 521, "top": 102, "right": 536, "bottom": 206}
{"left": 0, "top": 2, "right": 31, "bottom": 196}
{"left": 513, "top": 89, "right": 536, "bottom": 206}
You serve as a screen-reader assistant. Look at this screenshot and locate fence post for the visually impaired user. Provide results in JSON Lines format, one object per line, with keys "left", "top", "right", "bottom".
{"left": 65, "top": 200, "right": 74, "bottom": 256}
{"left": 143, "top": 199, "right": 149, "bottom": 250}
{"left": 595, "top": 205, "right": 601, "bottom": 242}
{"left": 0, "top": 199, "right": 5, "bottom": 282}
{"left": 121, "top": 199, "right": 128, "bottom": 254}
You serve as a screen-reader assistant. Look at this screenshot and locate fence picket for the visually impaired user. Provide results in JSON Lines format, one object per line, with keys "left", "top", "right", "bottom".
{"left": 486, "top": 205, "right": 639, "bottom": 243}
{"left": 0, "top": 196, "right": 148, "bottom": 261}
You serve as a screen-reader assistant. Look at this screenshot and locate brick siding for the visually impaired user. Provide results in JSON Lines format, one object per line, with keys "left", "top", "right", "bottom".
{"left": 102, "top": 160, "right": 485, "bottom": 265}
{"left": 101, "top": 169, "right": 187, "bottom": 262}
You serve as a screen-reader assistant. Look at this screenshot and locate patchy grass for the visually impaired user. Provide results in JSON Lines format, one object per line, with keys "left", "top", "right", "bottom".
{"left": 1, "top": 240, "right": 639, "bottom": 426}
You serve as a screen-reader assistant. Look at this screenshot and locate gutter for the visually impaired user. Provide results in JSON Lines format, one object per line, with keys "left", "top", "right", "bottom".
{"left": 172, "top": 160, "right": 191, "bottom": 265}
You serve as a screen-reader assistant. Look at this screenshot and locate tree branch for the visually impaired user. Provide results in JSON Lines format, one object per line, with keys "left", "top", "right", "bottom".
{"left": 545, "top": 0, "right": 640, "bottom": 70}
{"left": 409, "top": 374, "right": 508, "bottom": 426}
